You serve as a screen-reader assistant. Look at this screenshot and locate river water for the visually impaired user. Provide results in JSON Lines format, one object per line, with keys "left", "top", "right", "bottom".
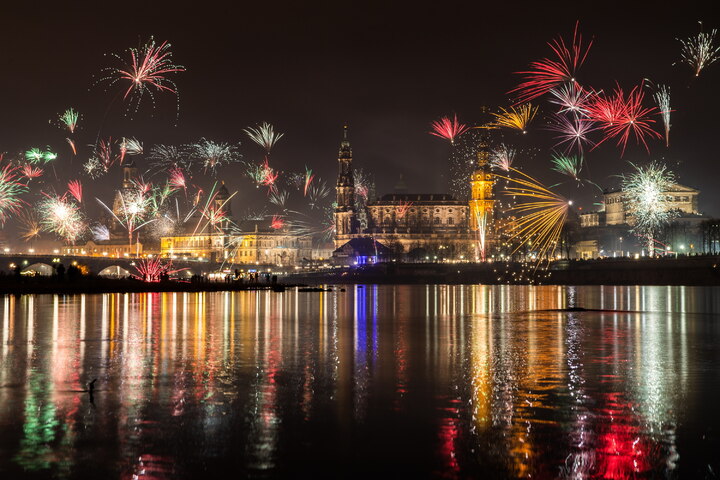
{"left": 1, "top": 285, "right": 719, "bottom": 479}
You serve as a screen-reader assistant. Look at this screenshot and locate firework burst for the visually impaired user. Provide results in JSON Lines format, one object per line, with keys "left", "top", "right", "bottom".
{"left": 58, "top": 108, "right": 80, "bottom": 133}
{"left": 244, "top": 122, "right": 284, "bottom": 153}
{"left": 100, "top": 37, "right": 185, "bottom": 116}
{"left": 38, "top": 193, "right": 86, "bottom": 243}
{"left": 188, "top": 138, "right": 240, "bottom": 175}
{"left": 547, "top": 113, "right": 596, "bottom": 153}
{"left": 17, "top": 210, "right": 41, "bottom": 242}
{"left": 429, "top": 114, "right": 470, "bottom": 145}
{"left": 548, "top": 82, "right": 594, "bottom": 115}
{"left": 20, "top": 164, "right": 44, "bottom": 180}
{"left": 678, "top": 27, "right": 720, "bottom": 77}
{"left": 621, "top": 161, "right": 678, "bottom": 253}
{"left": 0, "top": 165, "right": 28, "bottom": 225}
{"left": 489, "top": 144, "right": 517, "bottom": 171}
{"left": 550, "top": 153, "right": 583, "bottom": 181}
{"left": 491, "top": 104, "right": 538, "bottom": 133}
{"left": 498, "top": 168, "right": 570, "bottom": 260}
{"left": 510, "top": 22, "right": 593, "bottom": 104}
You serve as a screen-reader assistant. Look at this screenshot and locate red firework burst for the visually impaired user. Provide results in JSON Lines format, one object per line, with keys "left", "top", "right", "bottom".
{"left": 67, "top": 180, "right": 83, "bottom": 203}
{"left": 429, "top": 114, "right": 470, "bottom": 145}
{"left": 509, "top": 22, "right": 593, "bottom": 104}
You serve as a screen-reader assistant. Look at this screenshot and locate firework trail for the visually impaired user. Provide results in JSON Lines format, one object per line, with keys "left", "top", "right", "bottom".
{"left": 429, "top": 114, "right": 470, "bottom": 145}
{"left": 66, "top": 138, "right": 77, "bottom": 155}
{"left": 621, "top": 161, "right": 678, "bottom": 254}
{"left": 99, "top": 37, "right": 185, "bottom": 117}
{"left": 652, "top": 85, "right": 672, "bottom": 147}
{"left": 591, "top": 84, "right": 661, "bottom": 155}
{"left": 67, "top": 180, "right": 83, "bottom": 203}
{"left": 304, "top": 166, "right": 315, "bottom": 196}
{"left": 58, "top": 108, "right": 79, "bottom": 133}
{"left": 678, "top": 27, "right": 720, "bottom": 77}
{"left": 188, "top": 138, "right": 240, "bottom": 175}
{"left": 497, "top": 167, "right": 570, "bottom": 261}
{"left": 95, "top": 138, "right": 116, "bottom": 171}
{"left": 124, "top": 137, "right": 144, "bottom": 156}
{"left": 510, "top": 22, "right": 593, "bottom": 104}
{"left": 244, "top": 122, "right": 284, "bottom": 153}
{"left": 491, "top": 104, "right": 538, "bottom": 133}
{"left": 20, "top": 164, "right": 44, "bottom": 180}
{"left": 0, "top": 165, "right": 28, "bottom": 225}
{"left": 38, "top": 193, "right": 87, "bottom": 243}
{"left": 547, "top": 113, "right": 596, "bottom": 153}
{"left": 490, "top": 144, "right": 517, "bottom": 171}
{"left": 97, "top": 182, "right": 155, "bottom": 246}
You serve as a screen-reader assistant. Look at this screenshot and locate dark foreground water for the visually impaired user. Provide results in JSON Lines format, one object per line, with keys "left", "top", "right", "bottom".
{"left": 1, "top": 286, "right": 720, "bottom": 479}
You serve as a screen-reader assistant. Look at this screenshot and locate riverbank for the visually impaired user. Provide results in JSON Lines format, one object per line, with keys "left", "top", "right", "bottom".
{"left": 0, "top": 276, "right": 296, "bottom": 295}
{"left": 281, "top": 256, "right": 720, "bottom": 286}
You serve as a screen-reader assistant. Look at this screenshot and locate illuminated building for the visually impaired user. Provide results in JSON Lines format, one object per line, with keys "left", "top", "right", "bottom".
{"left": 332, "top": 126, "right": 497, "bottom": 261}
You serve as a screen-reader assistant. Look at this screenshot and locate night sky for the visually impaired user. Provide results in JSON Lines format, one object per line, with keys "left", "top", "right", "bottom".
{"left": 1, "top": 1, "right": 718, "bottom": 244}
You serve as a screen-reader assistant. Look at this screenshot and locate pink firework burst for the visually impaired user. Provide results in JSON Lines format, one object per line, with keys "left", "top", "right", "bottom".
{"left": 592, "top": 84, "right": 661, "bottom": 154}
{"left": 547, "top": 113, "right": 597, "bottom": 153}
{"left": 429, "top": 114, "right": 470, "bottom": 145}
{"left": 509, "top": 22, "right": 593, "bottom": 104}
{"left": 169, "top": 167, "right": 187, "bottom": 190}
{"left": 134, "top": 258, "right": 184, "bottom": 282}
{"left": 67, "top": 180, "right": 83, "bottom": 203}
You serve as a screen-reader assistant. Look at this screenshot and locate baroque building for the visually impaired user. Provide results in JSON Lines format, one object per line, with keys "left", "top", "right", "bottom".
{"left": 332, "top": 127, "right": 497, "bottom": 261}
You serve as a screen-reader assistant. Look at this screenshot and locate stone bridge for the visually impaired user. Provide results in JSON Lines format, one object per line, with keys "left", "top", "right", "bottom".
{"left": 0, "top": 254, "right": 223, "bottom": 278}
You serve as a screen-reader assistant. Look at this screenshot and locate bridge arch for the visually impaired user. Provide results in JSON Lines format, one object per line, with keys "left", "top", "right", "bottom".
{"left": 22, "top": 263, "right": 54, "bottom": 276}
{"left": 97, "top": 265, "right": 132, "bottom": 278}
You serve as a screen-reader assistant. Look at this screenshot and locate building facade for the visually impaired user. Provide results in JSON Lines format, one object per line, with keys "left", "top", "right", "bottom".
{"left": 332, "top": 128, "right": 497, "bottom": 260}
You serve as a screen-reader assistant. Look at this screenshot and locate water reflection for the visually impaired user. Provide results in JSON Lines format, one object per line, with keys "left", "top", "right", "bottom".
{"left": 1, "top": 285, "right": 719, "bottom": 478}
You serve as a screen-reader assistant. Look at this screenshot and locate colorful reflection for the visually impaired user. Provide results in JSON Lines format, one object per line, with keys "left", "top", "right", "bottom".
{"left": 0, "top": 286, "right": 717, "bottom": 478}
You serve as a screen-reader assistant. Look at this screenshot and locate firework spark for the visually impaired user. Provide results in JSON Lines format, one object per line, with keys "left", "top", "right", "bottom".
{"left": 269, "top": 189, "right": 289, "bottom": 209}
{"left": 308, "top": 181, "right": 331, "bottom": 209}
{"left": 91, "top": 223, "right": 110, "bottom": 242}
{"left": 25, "top": 148, "right": 44, "bottom": 164}
{"left": 133, "top": 258, "right": 183, "bottom": 282}
{"left": 244, "top": 122, "right": 284, "bottom": 153}
{"left": 429, "top": 114, "right": 470, "bottom": 145}
{"left": 100, "top": 37, "right": 185, "bottom": 115}
{"left": 58, "top": 108, "right": 79, "bottom": 133}
{"left": 168, "top": 167, "right": 187, "bottom": 190}
{"left": 491, "top": 104, "right": 538, "bottom": 133}
{"left": 303, "top": 166, "right": 315, "bottom": 196}
{"left": 678, "top": 27, "right": 720, "bottom": 77}
{"left": 621, "top": 161, "right": 678, "bottom": 254}
{"left": 83, "top": 157, "right": 104, "bottom": 178}
{"left": 0, "top": 165, "right": 28, "bottom": 225}
{"left": 652, "top": 85, "right": 672, "bottom": 147}
{"left": 148, "top": 144, "right": 189, "bottom": 173}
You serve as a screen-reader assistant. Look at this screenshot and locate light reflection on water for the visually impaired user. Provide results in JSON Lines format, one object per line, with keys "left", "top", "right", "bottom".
{"left": 1, "top": 285, "right": 719, "bottom": 479}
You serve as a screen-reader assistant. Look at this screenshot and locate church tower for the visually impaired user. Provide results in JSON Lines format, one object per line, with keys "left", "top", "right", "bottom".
{"left": 468, "top": 141, "right": 495, "bottom": 260}
{"left": 334, "top": 125, "right": 357, "bottom": 247}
